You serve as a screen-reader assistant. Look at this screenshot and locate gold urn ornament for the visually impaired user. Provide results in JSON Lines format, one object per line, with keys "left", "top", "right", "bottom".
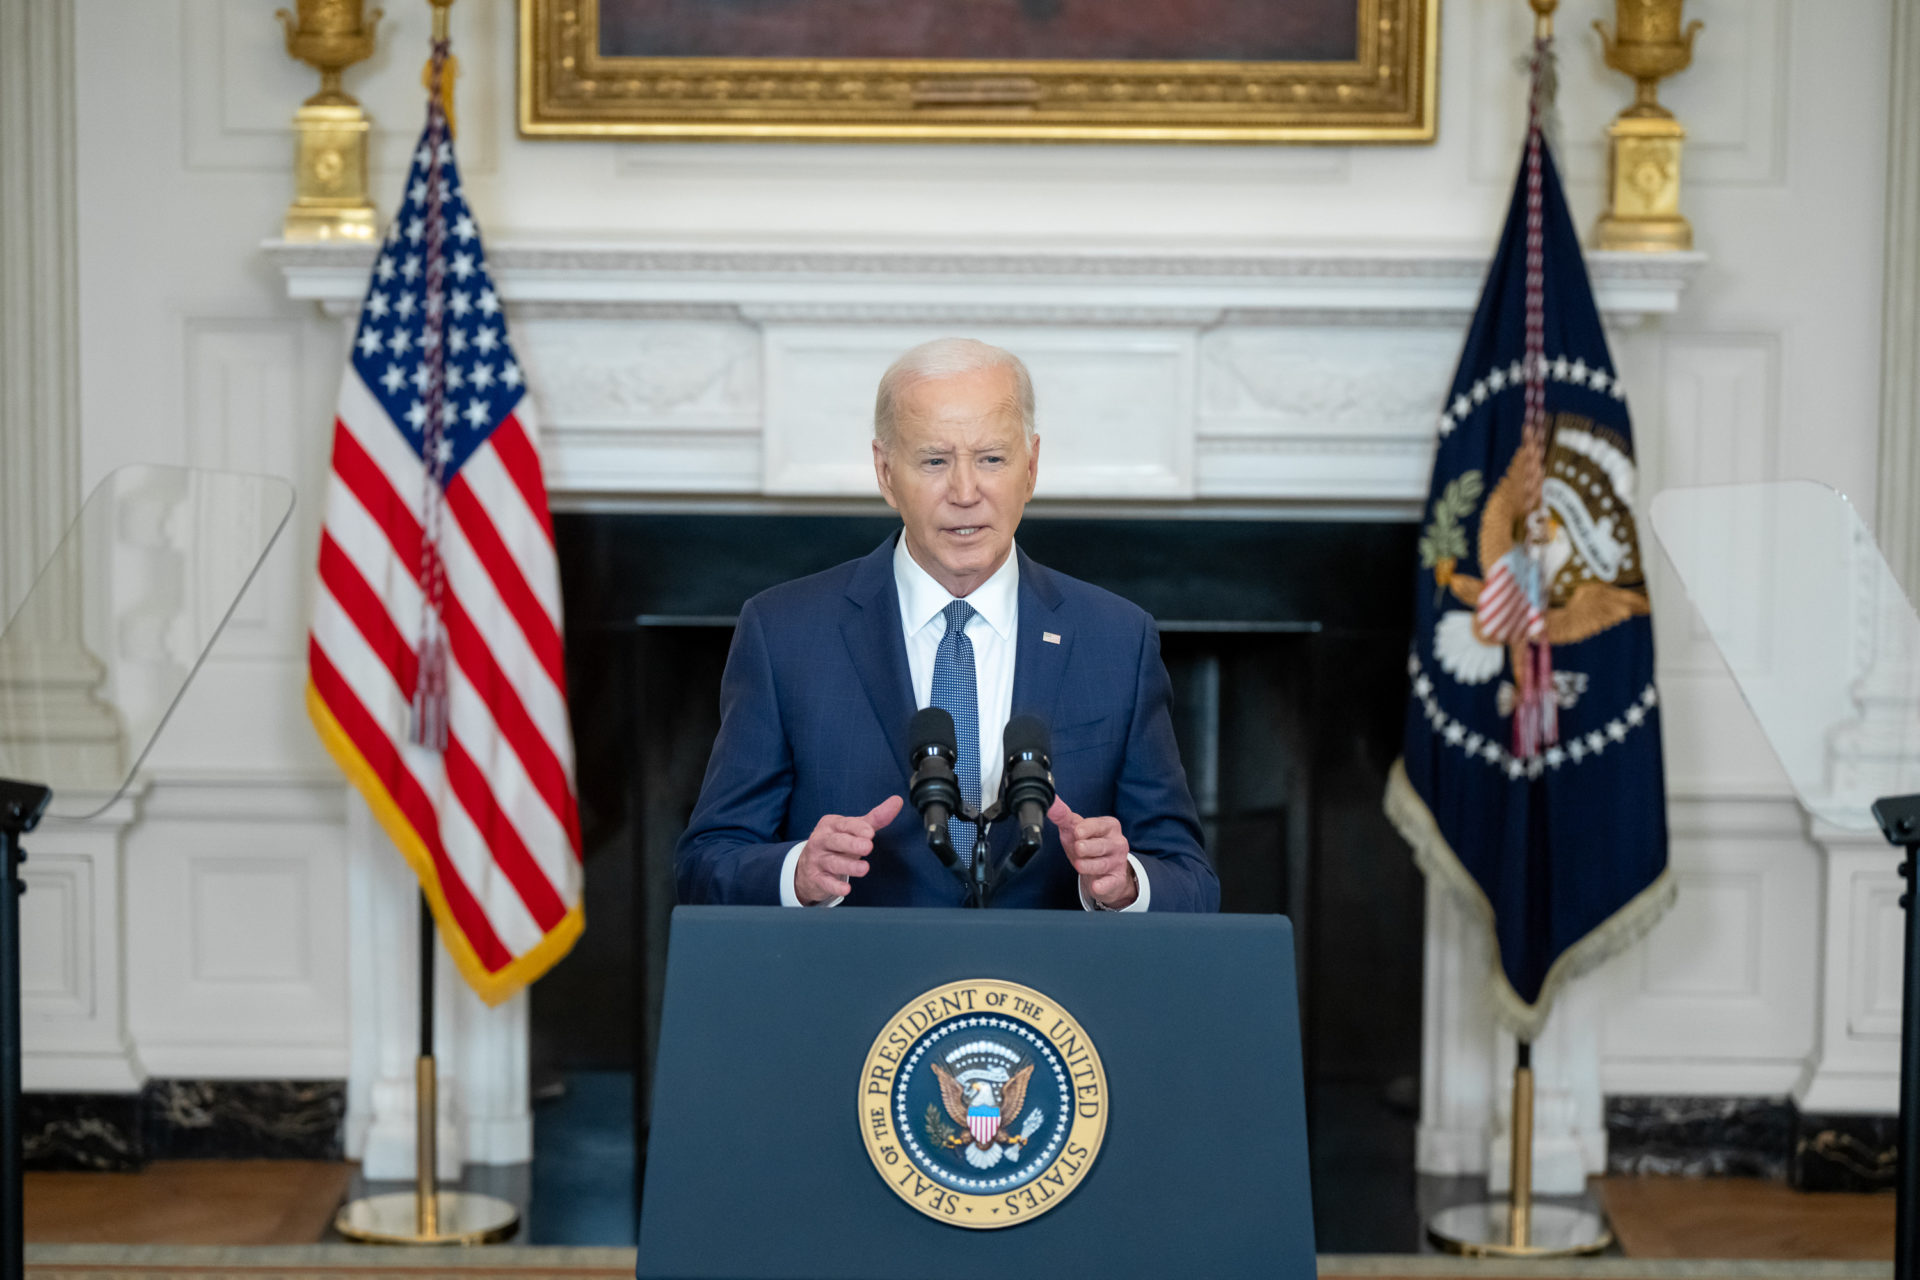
{"left": 276, "top": 0, "right": 383, "bottom": 242}
{"left": 1593, "top": 0, "right": 1702, "bottom": 252}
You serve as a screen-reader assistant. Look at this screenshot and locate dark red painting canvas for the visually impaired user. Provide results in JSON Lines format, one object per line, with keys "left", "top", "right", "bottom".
{"left": 597, "top": 0, "right": 1359, "bottom": 63}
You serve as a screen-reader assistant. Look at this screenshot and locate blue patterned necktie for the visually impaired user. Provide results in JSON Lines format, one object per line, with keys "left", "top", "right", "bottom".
{"left": 929, "top": 599, "right": 980, "bottom": 866}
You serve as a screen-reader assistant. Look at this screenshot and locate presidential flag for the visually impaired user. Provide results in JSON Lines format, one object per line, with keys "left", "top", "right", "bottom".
{"left": 1384, "top": 44, "right": 1672, "bottom": 1040}
{"left": 306, "top": 37, "right": 583, "bottom": 1005}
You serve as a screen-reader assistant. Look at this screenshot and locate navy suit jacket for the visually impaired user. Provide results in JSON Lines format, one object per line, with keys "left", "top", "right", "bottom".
{"left": 675, "top": 534, "right": 1218, "bottom": 911}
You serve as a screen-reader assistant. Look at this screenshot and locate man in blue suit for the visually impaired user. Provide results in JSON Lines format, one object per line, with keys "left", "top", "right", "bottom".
{"left": 676, "top": 338, "right": 1218, "bottom": 912}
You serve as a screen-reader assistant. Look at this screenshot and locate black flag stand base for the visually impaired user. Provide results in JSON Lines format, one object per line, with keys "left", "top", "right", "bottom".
{"left": 334, "top": 892, "right": 518, "bottom": 1245}
{"left": 1426, "top": 1042, "right": 1614, "bottom": 1258}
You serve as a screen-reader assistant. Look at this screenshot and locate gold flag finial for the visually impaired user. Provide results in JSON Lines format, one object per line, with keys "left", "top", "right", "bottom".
{"left": 422, "top": 0, "right": 459, "bottom": 138}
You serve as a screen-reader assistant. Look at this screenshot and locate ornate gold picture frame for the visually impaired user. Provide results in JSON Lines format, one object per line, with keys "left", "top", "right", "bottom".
{"left": 519, "top": 0, "right": 1437, "bottom": 143}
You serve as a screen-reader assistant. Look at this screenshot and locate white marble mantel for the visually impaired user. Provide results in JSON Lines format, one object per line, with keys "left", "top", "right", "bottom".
{"left": 268, "top": 239, "right": 1701, "bottom": 509}
{"left": 271, "top": 237, "right": 1701, "bottom": 1184}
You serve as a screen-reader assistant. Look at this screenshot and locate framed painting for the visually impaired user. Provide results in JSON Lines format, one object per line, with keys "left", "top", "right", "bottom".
{"left": 519, "top": 0, "right": 1437, "bottom": 143}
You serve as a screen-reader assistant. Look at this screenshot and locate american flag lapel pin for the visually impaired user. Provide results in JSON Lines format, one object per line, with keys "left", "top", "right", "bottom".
{"left": 1042, "top": 631, "right": 1062, "bottom": 645}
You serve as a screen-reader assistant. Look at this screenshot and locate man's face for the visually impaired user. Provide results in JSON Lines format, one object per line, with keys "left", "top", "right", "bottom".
{"left": 873, "top": 365, "right": 1040, "bottom": 599}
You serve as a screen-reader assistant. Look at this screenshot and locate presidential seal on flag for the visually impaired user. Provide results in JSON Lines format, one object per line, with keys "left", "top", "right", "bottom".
{"left": 858, "top": 979, "right": 1106, "bottom": 1229}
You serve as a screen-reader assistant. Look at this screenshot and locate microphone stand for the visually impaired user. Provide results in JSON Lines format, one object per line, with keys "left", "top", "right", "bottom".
{"left": 968, "top": 814, "right": 992, "bottom": 910}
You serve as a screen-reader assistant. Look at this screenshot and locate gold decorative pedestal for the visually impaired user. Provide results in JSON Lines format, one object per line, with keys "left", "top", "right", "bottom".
{"left": 1593, "top": 0, "right": 1702, "bottom": 252}
{"left": 277, "top": 0, "right": 383, "bottom": 242}
{"left": 1596, "top": 116, "right": 1692, "bottom": 252}
{"left": 286, "top": 103, "right": 378, "bottom": 242}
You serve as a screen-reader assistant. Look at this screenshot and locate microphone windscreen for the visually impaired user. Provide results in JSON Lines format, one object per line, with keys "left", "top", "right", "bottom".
{"left": 910, "top": 705, "right": 958, "bottom": 755}
{"left": 1003, "top": 713, "right": 1050, "bottom": 759}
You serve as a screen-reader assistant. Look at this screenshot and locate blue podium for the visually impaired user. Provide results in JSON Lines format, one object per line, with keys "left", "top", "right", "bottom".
{"left": 637, "top": 907, "right": 1315, "bottom": 1280}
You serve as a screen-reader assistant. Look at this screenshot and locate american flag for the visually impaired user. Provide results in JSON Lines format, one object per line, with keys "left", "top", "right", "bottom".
{"left": 305, "top": 51, "right": 582, "bottom": 1005}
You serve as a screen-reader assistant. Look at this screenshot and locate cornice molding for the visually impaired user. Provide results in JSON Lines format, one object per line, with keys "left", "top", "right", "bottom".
{"left": 266, "top": 239, "right": 1703, "bottom": 323}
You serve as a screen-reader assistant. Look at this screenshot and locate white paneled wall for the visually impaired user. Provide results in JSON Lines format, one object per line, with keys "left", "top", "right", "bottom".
{"left": 122, "top": 782, "right": 348, "bottom": 1079}
{"left": 7, "top": 0, "right": 1897, "bottom": 1178}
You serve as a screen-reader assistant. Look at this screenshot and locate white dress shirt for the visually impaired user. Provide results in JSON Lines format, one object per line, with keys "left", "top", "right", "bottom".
{"left": 781, "top": 536, "right": 1147, "bottom": 911}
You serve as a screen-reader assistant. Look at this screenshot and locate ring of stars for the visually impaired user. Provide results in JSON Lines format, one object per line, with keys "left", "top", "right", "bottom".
{"left": 1438, "top": 353, "right": 1626, "bottom": 439}
{"left": 1409, "top": 649, "right": 1659, "bottom": 779}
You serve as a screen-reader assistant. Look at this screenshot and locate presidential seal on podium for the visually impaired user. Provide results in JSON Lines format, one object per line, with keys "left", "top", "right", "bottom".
{"left": 858, "top": 979, "right": 1108, "bottom": 1229}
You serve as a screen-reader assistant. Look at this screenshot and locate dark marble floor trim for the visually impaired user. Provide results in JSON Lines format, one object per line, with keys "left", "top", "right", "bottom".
{"left": 1605, "top": 1096, "right": 1794, "bottom": 1180}
{"left": 23, "top": 1080, "right": 344, "bottom": 1171}
{"left": 1791, "top": 1110, "right": 1899, "bottom": 1193}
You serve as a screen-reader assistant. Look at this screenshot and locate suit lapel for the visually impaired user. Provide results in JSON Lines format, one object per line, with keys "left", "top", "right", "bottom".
{"left": 1010, "top": 546, "right": 1072, "bottom": 726}
{"left": 842, "top": 534, "right": 916, "bottom": 769}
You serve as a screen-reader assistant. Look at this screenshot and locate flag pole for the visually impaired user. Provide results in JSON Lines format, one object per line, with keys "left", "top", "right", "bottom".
{"left": 330, "top": 6, "right": 522, "bottom": 1239}
{"left": 332, "top": 885, "right": 521, "bottom": 1244}
{"left": 1423, "top": 8, "right": 1616, "bottom": 1255}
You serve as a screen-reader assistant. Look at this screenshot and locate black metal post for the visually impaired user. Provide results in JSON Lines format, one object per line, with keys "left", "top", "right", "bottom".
{"left": 969, "top": 817, "right": 992, "bottom": 909}
{"left": 1, "top": 824, "right": 19, "bottom": 1280}
{"left": 1869, "top": 795, "right": 1920, "bottom": 1280}
{"left": 419, "top": 892, "right": 435, "bottom": 1059}
{"left": 1898, "top": 841, "right": 1920, "bottom": 1280}
{"left": 1, "top": 780, "right": 52, "bottom": 1280}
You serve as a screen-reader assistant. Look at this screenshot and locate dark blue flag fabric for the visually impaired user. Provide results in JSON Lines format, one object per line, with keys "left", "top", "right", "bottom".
{"left": 1385, "top": 127, "right": 1673, "bottom": 1041}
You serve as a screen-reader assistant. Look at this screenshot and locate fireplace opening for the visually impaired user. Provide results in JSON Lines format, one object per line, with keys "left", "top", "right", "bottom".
{"left": 535, "top": 511, "right": 1424, "bottom": 1249}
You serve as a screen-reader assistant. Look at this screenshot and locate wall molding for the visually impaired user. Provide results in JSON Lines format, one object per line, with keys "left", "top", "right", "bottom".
{"left": 267, "top": 240, "right": 1705, "bottom": 323}
{"left": 0, "top": 0, "right": 79, "bottom": 618}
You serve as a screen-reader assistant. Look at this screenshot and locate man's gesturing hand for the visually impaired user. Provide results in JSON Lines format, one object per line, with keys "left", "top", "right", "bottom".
{"left": 795, "top": 795, "right": 904, "bottom": 906}
{"left": 1046, "top": 796, "right": 1139, "bottom": 910}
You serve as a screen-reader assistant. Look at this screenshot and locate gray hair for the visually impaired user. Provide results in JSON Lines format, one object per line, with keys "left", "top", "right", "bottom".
{"left": 873, "top": 337, "right": 1036, "bottom": 451}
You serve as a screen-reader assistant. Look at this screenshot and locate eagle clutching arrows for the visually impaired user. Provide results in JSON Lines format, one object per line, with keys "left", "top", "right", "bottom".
{"left": 932, "top": 1061, "right": 1033, "bottom": 1166}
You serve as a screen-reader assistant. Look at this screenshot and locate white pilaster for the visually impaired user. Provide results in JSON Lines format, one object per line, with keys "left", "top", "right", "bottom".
{"left": 0, "top": 0, "right": 79, "bottom": 619}
{"left": 1877, "top": 0, "right": 1920, "bottom": 602}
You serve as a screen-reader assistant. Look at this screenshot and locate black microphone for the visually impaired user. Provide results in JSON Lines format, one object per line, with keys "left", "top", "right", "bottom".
{"left": 908, "top": 706, "right": 962, "bottom": 868}
{"left": 1001, "top": 714, "right": 1054, "bottom": 870}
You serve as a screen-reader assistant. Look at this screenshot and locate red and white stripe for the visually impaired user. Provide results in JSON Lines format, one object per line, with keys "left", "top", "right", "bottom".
{"left": 1475, "top": 560, "right": 1544, "bottom": 645}
{"left": 309, "top": 365, "right": 581, "bottom": 999}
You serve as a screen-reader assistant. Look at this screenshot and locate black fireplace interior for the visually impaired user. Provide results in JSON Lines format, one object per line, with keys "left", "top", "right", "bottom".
{"left": 536, "top": 511, "right": 1425, "bottom": 1250}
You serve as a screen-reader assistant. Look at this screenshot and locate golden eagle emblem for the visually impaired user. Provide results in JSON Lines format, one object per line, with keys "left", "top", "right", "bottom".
{"left": 928, "top": 1060, "right": 1043, "bottom": 1170}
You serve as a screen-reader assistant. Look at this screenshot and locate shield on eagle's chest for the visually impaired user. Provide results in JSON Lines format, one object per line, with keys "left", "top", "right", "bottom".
{"left": 968, "top": 1105, "right": 1000, "bottom": 1147}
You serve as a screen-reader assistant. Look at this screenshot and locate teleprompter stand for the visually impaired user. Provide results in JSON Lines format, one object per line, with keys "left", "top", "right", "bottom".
{"left": 1869, "top": 795, "right": 1920, "bottom": 1280}
{"left": 0, "top": 465, "right": 294, "bottom": 1280}
{"left": 0, "top": 783, "right": 50, "bottom": 1280}
{"left": 1651, "top": 478, "right": 1920, "bottom": 1280}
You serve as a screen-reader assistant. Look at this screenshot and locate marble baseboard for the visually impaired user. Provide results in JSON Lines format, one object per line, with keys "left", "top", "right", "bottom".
{"left": 23, "top": 1080, "right": 345, "bottom": 1171}
{"left": 1605, "top": 1096, "right": 1795, "bottom": 1180}
{"left": 22, "top": 1091, "right": 145, "bottom": 1171}
{"left": 1791, "top": 1110, "right": 1899, "bottom": 1193}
